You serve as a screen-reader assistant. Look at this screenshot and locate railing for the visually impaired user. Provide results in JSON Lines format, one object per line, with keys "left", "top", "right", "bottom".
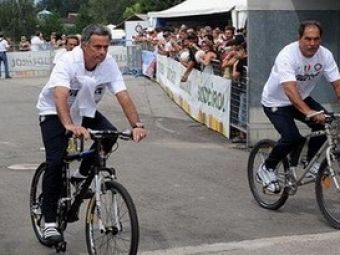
{"left": 230, "top": 67, "right": 248, "bottom": 135}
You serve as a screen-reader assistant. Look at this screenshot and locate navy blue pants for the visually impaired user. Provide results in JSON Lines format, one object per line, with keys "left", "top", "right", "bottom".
{"left": 263, "top": 97, "right": 326, "bottom": 170}
{"left": 39, "top": 112, "right": 116, "bottom": 223}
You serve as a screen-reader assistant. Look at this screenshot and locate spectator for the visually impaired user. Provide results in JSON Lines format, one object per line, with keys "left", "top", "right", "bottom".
{"left": 19, "top": 36, "right": 31, "bottom": 51}
{"left": 198, "top": 39, "right": 218, "bottom": 74}
{"left": 53, "top": 35, "right": 80, "bottom": 65}
{"left": 232, "top": 42, "right": 248, "bottom": 80}
{"left": 31, "top": 31, "right": 44, "bottom": 51}
{"left": 181, "top": 33, "right": 200, "bottom": 82}
{"left": 221, "top": 39, "right": 240, "bottom": 79}
{"left": 0, "top": 32, "right": 11, "bottom": 78}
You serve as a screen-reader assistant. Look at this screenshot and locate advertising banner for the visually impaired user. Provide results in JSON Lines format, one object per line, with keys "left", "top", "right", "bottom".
{"left": 157, "top": 55, "right": 230, "bottom": 137}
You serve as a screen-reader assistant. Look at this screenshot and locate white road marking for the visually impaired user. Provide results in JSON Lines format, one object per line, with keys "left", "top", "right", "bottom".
{"left": 7, "top": 163, "right": 40, "bottom": 170}
{"left": 155, "top": 118, "right": 176, "bottom": 134}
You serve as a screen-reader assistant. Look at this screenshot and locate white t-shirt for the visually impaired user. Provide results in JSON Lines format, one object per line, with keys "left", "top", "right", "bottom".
{"left": 30, "top": 36, "right": 44, "bottom": 51}
{"left": 0, "top": 38, "right": 9, "bottom": 52}
{"left": 261, "top": 41, "right": 340, "bottom": 107}
{"left": 37, "top": 46, "right": 127, "bottom": 121}
{"left": 52, "top": 48, "right": 67, "bottom": 65}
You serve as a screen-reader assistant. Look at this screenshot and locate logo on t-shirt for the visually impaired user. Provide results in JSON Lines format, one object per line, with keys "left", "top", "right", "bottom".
{"left": 296, "top": 63, "right": 322, "bottom": 81}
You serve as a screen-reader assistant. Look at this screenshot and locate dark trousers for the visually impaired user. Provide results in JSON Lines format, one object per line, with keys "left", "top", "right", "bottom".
{"left": 0, "top": 51, "right": 10, "bottom": 78}
{"left": 39, "top": 112, "right": 116, "bottom": 223}
{"left": 263, "top": 97, "right": 326, "bottom": 170}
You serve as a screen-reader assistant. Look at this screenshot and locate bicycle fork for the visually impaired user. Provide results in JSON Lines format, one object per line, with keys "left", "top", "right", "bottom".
{"left": 94, "top": 173, "right": 122, "bottom": 234}
{"left": 94, "top": 174, "right": 106, "bottom": 233}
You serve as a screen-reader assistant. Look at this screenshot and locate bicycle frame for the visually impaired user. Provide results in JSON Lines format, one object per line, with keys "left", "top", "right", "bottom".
{"left": 286, "top": 115, "right": 340, "bottom": 189}
{"left": 60, "top": 130, "right": 127, "bottom": 231}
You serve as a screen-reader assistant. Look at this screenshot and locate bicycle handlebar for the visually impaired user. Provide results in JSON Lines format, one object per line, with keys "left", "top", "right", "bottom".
{"left": 88, "top": 129, "right": 133, "bottom": 141}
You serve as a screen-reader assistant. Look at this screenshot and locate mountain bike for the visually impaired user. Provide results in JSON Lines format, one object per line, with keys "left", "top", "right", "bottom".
{"left": 248, "top": 112, "right": 340, "bottom": 229}
{"left": 30, "top": 129, "right": 139, "bottom": 254}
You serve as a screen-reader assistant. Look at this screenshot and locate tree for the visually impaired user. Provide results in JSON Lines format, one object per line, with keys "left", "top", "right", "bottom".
{"left": 133, "top": 0, "right": 185, "bottom": 13}
{"left": 37, "top": 0, "right": 87, "bottom": 17}
{"left": 37, "top": 12, "right": 63, "bottom": 40}
{"left": 0, "top": 0, "right": 37, "bottom": 42}
{"left": 86, "top": 0, "right": 136, "bottom": 25}
{"left": 75, "top": 3, "right": 95, "bottom": 33}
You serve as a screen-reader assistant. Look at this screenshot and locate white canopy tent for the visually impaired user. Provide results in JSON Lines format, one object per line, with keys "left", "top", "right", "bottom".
{"left": 148, "top": 0, "right": 247, "bottom": 29}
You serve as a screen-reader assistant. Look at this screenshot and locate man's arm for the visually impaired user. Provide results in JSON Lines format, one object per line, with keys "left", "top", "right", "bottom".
{"left": 53, "top": 86, "right": 89, "bottom": 138}
{"left": 283, "top": 82, "right": 313, "bottom": 115}
{"left": 115, "top": 90, "right": 146, "bottom": 142}
{"left": 283, "top": 82, "right": 324, "bottom": 123}
{"left": 332, "top": 79, "right": 340, "bottom": 99}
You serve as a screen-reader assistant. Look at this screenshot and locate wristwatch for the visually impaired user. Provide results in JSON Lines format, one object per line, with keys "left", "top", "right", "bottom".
{"left": 132, "top": 122, "right": 144, "bottom": 129}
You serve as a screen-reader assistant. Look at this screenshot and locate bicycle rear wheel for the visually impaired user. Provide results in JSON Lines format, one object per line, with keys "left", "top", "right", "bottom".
{"left": 85, "top": 180, "right": 139, "bottom": 255}
{"left": 315, "top": 156, "right": 340, "bottom": 229}
{"left": 30, "top": 163, "right": 47, "bottom": 245}
{"left": 248, "top": 139, "right": 290, "bottom": 210}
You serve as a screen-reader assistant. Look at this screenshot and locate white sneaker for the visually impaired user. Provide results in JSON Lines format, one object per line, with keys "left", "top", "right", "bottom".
{"left": 43, "top": 223, "right": 62, "bottom": 245}
{"left": 306, "top": 162, "right": 320, "bottom": 178}
{"left": 257, "top": 164, "right": 280, "bottom": 193}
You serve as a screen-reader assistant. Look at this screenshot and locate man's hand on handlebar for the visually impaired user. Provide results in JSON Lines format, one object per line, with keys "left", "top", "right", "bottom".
{"left": 132, "top": 127, "right": 147, "bottom": 143}
{"left": 306, "top": 110, "right": 325, "bottom": 124}
{"left": 65, "top": 123, "right": 90, "bottom": 139}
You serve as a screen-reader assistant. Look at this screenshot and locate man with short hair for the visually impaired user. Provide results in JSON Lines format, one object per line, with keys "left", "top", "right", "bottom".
{"left": 52, "top": 35, "right": 80, "bottom": 65}
{"left": 36, "top": 24, "right": 147, "bottom": 244}
{"left": 0, "top": 32, "right": 11, "bottom": 79}
{"left": 259, "top": 20, "right": 340, "bottom": 193}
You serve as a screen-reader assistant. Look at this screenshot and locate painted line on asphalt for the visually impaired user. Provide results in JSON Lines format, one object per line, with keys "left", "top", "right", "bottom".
{"left": 8, "top": 163, "right": 40, "bottom": 170}
{"left": 140, "top": 231, "right": 340, "bottom": 255}
{"left": 155, "top": 118, "right": 176, "bottom": 134}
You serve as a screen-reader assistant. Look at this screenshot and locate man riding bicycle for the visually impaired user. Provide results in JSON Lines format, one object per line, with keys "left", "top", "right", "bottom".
{"left": 259, "top": 20, "right": 340, "bottom": 194}
{"left": 36, "top": 24, "right": 147, "bottom": 245}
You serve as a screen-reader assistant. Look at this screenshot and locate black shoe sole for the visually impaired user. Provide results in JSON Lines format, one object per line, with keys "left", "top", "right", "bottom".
{"left": 42, "top": 236, "right": 63, "bottom": 247}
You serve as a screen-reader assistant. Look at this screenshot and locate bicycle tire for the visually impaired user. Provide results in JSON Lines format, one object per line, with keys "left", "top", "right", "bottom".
{"left": 248, "top": 139, "right": 290, "bottom": 210}
{"left": 85, "top": 180, "right": 139, "bottom": 255}
{"left": 315, "top": 156, "right": 340, "bottom": 229}
{"left": 30, "top": 163, "right": 48, "bottom": 246}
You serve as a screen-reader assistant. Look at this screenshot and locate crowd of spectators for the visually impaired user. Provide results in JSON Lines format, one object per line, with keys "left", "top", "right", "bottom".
{"left": 1, "top": 31, "right": 80, "bottom": 52}
{"left": 133, "top": 24, "right": 248, "bottom": 82}
{"left": 133, "top": 24, "right": 248, "bottom": 143}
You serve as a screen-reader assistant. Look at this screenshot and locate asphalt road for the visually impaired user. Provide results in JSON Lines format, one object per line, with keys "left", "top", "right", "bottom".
{"left": 0, "top": 76, "right": 340, "bottom": 255}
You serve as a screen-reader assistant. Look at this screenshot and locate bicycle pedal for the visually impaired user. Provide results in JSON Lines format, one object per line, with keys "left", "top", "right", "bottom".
{"left": 54, "top": 240, "right": 67, "bottom": 253}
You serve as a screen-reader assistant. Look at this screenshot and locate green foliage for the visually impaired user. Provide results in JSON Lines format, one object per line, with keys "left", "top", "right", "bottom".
{"left": 75, "top": 3, "right": 95, "bottom": 33}
{"left": 37, "top": 12, "right": 63, "bottom": 40}
{"left": 0, "top": 0, "right": 37, "bottom": 41}
{"left": 135, "top": 0, "right": 185, "bottom": 13}
{"left": 0, "top": 0, "right": 186, "bottom": 41}
{"left": 123, "top": 3, "right": 143, "bottom": 19}
{"left": 37, "top": 0, "right": 87, "bottom": 17}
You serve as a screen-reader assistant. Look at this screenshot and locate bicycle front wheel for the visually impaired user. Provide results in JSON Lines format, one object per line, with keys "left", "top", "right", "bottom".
{"left": 85, "top": 180, "right": 139, "bottom": 255}
{"left": 248, "top": 139, "right": 290, "bottom": 210}
{"left": 316, "top": 156, "right": 340, "bottom": 229}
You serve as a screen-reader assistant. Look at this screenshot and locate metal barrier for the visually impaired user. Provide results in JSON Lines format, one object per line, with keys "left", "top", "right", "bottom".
{"left": 230, "top": 67, "right": 248, "bottom": 136}
{"left": 125, "top": 45, "right": 143, "bottom": 76}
